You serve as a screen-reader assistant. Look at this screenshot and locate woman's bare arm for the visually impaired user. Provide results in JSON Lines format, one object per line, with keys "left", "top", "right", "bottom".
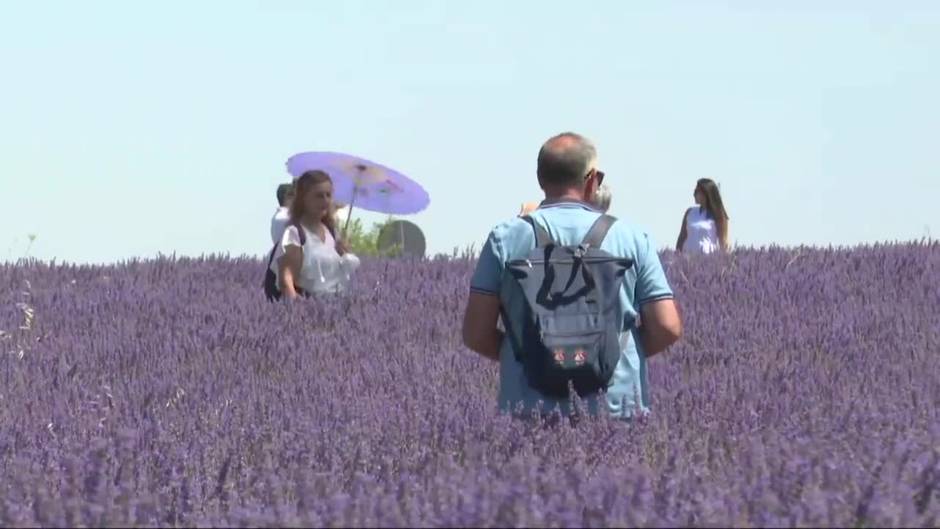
{"left": 675, "top": 208, "right": 690, "bottom": 251}
{"left": 277, "top": 246, "right": 304, "bottom": 300}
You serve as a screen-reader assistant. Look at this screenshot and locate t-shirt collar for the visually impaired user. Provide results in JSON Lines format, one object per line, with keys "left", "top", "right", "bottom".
{"left": 538, "top": 197, "right": 601, "bottom": 212}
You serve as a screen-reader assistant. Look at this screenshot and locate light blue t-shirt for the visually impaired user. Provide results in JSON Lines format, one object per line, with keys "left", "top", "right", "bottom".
{"left": 469, "top": 200, "right": 674, "bottom": 419}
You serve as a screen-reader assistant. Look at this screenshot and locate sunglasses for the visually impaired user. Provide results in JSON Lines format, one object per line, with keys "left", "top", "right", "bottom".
{"left": 585, "top": 168, "right": 605, "bottom": 186}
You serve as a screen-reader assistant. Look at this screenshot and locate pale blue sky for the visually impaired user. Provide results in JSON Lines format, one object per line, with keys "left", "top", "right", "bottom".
{"left": 2, "top": 1, "right": 938, "bottom": 264}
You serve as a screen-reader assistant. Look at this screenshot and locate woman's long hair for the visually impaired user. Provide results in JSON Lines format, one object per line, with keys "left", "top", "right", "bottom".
{"left": 696, "top": 178, "right": 730, "bottom": 242}
{"left": 289, "top": 170, "right": 339, "bottom": 239}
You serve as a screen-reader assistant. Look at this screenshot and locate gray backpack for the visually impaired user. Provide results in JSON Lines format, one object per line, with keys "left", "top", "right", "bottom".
{"left": 503, "top": 215, "right": 634, "bottom": 399}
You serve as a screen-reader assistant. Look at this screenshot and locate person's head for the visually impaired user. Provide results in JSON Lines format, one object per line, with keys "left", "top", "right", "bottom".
{"left": 276, "top": 183, "right": 295, "bottom": 208}
{"left": 693, "top": 178, "right": 729, "bottom": 221}
{"left": 537, "top": 132, "right": 604, "bottom": 202}
{"left": 593, "top": 184, "right": 612, "bottom": 212}
{"left": 518, "top": 202, "right": 539, "bottom": 217}
{"left": 289, "top": 170, "right": 335, "bottom": 230}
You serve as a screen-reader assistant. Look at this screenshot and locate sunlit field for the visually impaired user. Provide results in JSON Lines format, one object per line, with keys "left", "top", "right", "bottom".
{"left": 1, "top": 244, "right": 938, "bottom": 527}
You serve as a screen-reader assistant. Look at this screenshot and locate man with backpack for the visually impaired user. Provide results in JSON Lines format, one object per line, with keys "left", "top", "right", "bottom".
{"left": 462, "top": 132, "right": 682, "bottom": 420}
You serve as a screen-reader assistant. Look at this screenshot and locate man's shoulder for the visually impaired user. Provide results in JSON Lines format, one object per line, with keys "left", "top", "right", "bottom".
{"left": 479, "top": 213, "right": 658, "bottom": 259}
{"left": 484, "top": 216, "right": 532, "bottom": 242}
{"left": 476, "top": 216, "right": 543, "bottom": 263}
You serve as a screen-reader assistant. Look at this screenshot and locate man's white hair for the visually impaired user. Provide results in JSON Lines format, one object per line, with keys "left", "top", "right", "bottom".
{"left": 594, "top": 184, "right": 612, "bottom": 212}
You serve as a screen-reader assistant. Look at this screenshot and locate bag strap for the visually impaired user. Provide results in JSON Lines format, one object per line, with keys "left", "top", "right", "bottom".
{"left": 268, "top": 222, "right": 307, "bottom": 265}
{"left": 266, "top": 223, "right": 307, "bottom": 280}
{"left": 581, "top": 214, "right": 617, "bottom": 249}
{"left": 293, "top": 222, "right": 307, "bottom": 246}
{"left": 521, "top": 215, "right": 554, "bottom": 248}
{"left": 500, "top": 307, "right": 524, "bottom": 362}
{"left": 265, "top": 242, "right": 279, "bottom": 269}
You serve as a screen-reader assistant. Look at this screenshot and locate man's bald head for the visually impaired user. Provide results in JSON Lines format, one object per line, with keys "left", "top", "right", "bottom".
{"left": 537, "top": 132, "right": 597, "bottom": 188}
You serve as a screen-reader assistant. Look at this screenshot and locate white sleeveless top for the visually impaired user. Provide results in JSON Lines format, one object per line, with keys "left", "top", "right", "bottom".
{"left": 682, "top": 207, "right": 720, "bottom": 255}
{"left": 269, "top": 224, "right": 361, "bottom": 295}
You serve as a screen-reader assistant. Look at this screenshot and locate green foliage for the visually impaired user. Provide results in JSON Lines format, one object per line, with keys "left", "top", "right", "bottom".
{"left": 340, "top": 216, "right": 401, "bottom": 257}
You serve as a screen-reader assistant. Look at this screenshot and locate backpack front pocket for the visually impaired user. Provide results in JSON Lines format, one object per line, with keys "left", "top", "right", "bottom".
{"left": 524, "top": 329, "right": 611, "bottom": 398}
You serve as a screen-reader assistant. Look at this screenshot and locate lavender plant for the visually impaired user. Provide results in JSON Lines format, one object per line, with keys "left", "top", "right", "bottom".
{"left": 0, "top": 243, "right": 938, "bottom": 527}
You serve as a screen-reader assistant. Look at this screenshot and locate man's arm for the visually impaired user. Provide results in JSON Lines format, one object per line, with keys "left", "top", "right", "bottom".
{"left": 635, "top": 231, "right": 682, "bottom": 356}
{"left": 461, "top": 292, "right": 504, "bottom": 361}
{"left": 464, "top": 228, "right": 506, "bottom": 361}
{"left": 638, "top": 298, "right": 682, "bottom": 356}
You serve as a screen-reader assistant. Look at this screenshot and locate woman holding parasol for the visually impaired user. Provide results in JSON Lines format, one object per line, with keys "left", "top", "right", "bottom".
{"left": 266, "top": 170, "right": 361, "bottom": 300}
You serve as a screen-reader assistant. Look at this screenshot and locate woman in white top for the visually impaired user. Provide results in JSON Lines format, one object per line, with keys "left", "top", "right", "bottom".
{"left": 271, "top": 170, "right": 361, "bottom": 300}
{"left": 676, "top": 178, "right": 730, "bottom": 254}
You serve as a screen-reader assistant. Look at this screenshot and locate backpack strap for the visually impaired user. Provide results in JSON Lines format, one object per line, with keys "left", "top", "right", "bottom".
{"left": 266, "top": 224, "right": 309, "bottom": 298}
{"left": 269, "top": 222, "right": 306, "bottom": 264}
{"left": 499, "top": 307, "right": 524, "bottom": 362}
{"left": 581, "top": 214, "right": 617, "bottom": 249}
{"left": 292, "top": 222, "right": 307, "bottom": 246}
{"left": 265, "top": 241, "right": 279, "bottom": 270}
{"left": 521, "top": 215, "right": 554, "bottom": 248}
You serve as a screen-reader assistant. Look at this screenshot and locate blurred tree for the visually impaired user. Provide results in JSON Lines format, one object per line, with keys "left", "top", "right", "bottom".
{"left": 340, "top": 217, "right": 400, "bottom": 257}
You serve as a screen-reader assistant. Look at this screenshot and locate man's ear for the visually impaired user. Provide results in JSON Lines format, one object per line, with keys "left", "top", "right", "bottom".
{"left": 582, "top": 177, "right": 597, "bottom": 202}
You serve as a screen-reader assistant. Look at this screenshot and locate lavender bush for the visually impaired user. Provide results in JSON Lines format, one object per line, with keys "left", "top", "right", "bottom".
{"left": 1, "top": 243, "right": 938, "bottom": 527}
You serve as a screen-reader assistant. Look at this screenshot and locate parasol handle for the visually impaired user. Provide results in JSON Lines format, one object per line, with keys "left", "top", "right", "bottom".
{"left": 342, "top": 165, "right": 368, "bottom": 238}
{"left": 342, "top": 186, "right": 358, "bottom": 237}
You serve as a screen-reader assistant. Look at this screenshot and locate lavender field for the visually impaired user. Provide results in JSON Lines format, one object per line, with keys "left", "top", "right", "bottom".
{"left": 1, "top": 243, "right": 938, "bottom": 527}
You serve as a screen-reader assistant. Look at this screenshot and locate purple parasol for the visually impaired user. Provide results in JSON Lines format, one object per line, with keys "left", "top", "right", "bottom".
{"left": 286, "top": 151, "right": 429, "bottom": 219}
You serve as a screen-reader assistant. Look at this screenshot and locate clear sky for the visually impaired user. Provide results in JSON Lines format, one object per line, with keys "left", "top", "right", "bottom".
{"left": 2, "top": 1, "right": 938, "bottom": 264}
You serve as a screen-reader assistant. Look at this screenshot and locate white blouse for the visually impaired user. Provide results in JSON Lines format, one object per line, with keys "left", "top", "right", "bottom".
{"left": 682, "top": 207, "right": 721, "bottom": 255}
{"left": 270, "top": 224, "right": 361, "bottom": 295}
